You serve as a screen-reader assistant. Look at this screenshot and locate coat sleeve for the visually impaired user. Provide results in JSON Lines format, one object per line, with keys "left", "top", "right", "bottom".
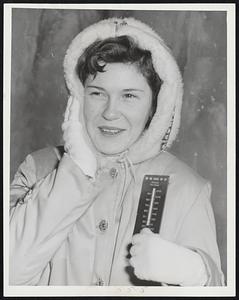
{"left": 175, "top": 182, "right": 225, "bottom": 286}
{"left": 9, "top": 152, "right": 95, "bottom": 285}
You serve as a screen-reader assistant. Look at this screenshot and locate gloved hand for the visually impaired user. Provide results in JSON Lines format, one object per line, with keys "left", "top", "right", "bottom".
{"left": 62, "top": 96, "right": 97, "bottom": 178}
{"left": 129, "top": 228, "right": 208, "bottom": 286}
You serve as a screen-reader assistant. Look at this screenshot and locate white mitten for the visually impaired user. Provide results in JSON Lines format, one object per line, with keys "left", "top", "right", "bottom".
{"left": 129, "top": 228, "right": 208, "bottom": 286}
{"left": 62, "top": 96, "right": 97, "bottom": 178}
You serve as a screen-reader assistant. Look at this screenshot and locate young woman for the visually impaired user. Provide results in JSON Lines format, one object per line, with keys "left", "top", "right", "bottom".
{"left": 10, "top": 18, "right": 224, "bottom": 286}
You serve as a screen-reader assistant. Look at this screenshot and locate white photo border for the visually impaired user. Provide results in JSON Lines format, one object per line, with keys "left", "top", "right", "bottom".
{"left": 3, "top": 3, "right": 236, "bottom": 297}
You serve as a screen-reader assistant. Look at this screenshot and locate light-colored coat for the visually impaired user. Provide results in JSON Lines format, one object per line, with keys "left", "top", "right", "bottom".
{"left": 10, "top": 146, "right": 224, "bottom": 285}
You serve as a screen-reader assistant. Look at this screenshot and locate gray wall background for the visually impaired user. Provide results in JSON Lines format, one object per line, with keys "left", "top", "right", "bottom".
{"left": 10, "top": 9, "right": 227, "bottom": 280}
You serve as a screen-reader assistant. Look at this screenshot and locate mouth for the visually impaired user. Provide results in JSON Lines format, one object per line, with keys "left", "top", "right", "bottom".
{"left": 98, "top": 126, "right": 126, "bottom": 136}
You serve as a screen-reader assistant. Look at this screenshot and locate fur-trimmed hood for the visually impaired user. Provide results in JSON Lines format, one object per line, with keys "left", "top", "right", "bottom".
{"left": 63, "top": 17, "right": 183, "bottom": 164}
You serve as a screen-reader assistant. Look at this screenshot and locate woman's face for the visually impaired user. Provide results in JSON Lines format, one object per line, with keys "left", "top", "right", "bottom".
{"left": 83, "top": 63, "right": 153, "bottom": 155}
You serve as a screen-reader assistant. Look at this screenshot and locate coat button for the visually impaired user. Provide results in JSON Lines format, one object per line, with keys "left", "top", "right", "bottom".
{"left": 96, "top": 278, "right": 105, "bottom": 286}
{"left": 110, "top": 167, "right": 118, "bottom": 178}
{"left": 98, "top": 220, "right": 108, "bottom": 232}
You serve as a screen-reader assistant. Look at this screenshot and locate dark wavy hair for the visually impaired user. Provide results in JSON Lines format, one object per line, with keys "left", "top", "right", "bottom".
{"left": 76, "top": 35, "right": 162, "bottom": 125}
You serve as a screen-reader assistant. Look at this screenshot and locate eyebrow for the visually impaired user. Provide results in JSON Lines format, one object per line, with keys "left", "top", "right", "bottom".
{"left": 85, "top": 85, "right": 145, "bottom": 92}
{"left": 85, "top": 85, "right": 106, "bottom": 91}
{"left": 123, "top": 88, "right": 145, "bottom": 93}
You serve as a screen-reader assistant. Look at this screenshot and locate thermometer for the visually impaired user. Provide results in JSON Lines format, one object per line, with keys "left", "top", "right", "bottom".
{"left": 133, "top": 175, "right": 169, "bottom": 234}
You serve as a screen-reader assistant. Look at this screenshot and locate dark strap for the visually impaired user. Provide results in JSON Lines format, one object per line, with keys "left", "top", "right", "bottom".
{"left": 31, "top": 145, "right": 65, "bottom": 181}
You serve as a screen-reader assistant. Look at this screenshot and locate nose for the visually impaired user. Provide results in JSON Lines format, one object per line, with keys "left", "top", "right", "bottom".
{"left": 102, "top": 97, "right": 121, "bottom": 121}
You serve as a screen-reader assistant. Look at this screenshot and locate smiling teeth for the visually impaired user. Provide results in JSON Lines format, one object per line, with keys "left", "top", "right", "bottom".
{"left": 100, "top": 128, "right": 123, "bottom": 135}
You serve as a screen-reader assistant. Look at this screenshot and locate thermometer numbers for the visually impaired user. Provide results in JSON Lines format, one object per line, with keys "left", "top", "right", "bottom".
{"left": 133, "top": 175, "right": 169, "bottom": 234}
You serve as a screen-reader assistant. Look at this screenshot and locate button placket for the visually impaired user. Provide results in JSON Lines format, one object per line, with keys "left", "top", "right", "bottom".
{"left": 93, "top": 163, "right": 122, "bottom": 285}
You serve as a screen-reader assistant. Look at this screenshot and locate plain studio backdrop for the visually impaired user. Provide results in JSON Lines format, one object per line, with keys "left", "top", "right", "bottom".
{"left": 10, "top": 9, "right": 227, "bottom": 282}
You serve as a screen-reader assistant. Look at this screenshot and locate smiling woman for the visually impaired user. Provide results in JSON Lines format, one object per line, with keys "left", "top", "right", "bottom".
{"left": 10, "top": 17, "right": 225, "bottom": 286}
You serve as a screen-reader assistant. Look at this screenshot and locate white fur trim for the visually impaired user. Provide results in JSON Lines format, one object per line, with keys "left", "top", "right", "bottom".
{"left": 63, "top": 17, "right": 183, "bottom": 163}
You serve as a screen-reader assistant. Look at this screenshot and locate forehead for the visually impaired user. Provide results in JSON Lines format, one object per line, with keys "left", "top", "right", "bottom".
{"left": 85, "top": 63, "right": 150, "bottom": 90}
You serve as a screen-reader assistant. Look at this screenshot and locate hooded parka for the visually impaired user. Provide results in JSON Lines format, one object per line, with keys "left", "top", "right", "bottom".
{"left": 9, "top": 18, "right": 225, "bottom": 286}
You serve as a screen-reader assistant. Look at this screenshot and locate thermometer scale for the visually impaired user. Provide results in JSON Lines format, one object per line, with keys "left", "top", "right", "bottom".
{"left": 133, "top": 175, "right": 169, "bottom": 234}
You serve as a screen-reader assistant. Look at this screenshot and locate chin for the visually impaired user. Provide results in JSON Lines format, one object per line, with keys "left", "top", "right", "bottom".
{"left": 98, "top": 147, "right": 126, "bottom": 156}
{"left": 93, "top": 135, "right": 130, "bottom": 156}
{"left": 95, "top": 142, "right": 128, "bottom": 156}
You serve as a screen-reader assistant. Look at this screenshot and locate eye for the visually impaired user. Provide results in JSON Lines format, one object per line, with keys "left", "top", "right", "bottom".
{"left": 90, "top": 91, "right": 103, "bottom": 96}
{"left": 123, "top": 93, "right": 137, "bottom": 100}
{"left": 89, "top": 91, "right": 107, "bottom": 99}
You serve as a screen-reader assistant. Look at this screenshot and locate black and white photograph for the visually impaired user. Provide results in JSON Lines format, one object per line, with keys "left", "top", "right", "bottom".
{"left": 4, "top": 3, "right": 235, "bottom": 297}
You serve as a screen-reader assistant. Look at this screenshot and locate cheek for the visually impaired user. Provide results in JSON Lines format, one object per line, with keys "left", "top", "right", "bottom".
{"left": 83, "top": 99, "right": 99, "bottom": 123}
{"left": 131, "top": 103, "right": 152, "bottom": 129}
{"left": 126, "top": 111, "right": 149, "bottom": 136}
